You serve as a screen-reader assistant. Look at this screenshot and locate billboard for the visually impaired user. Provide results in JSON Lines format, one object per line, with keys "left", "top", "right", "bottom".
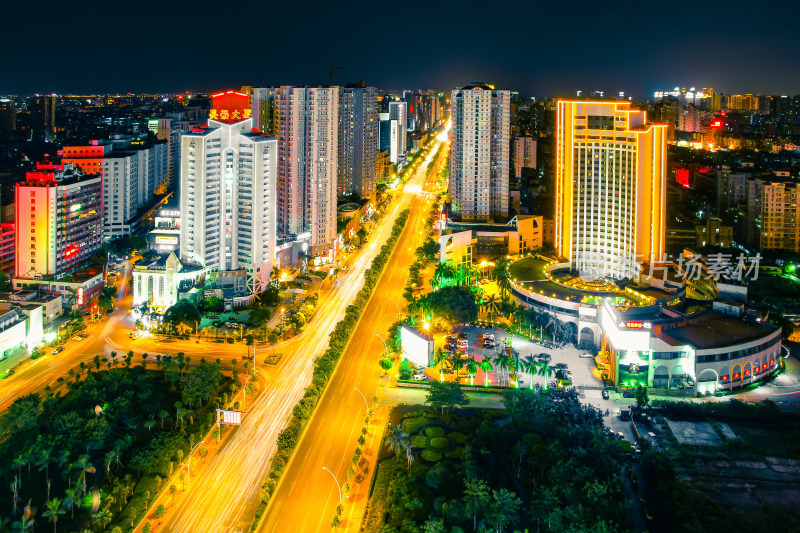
{"left": 216, "top": 409, "right": 242, "bottom": 425}
{"left": 155, "top": 236, "right": 178, "bottom": 245}
{"left": 400, "top": 325, "right": 434, "bottom": 368}
{"left": 77, "top": 287, "right": 85, "bottom": 306}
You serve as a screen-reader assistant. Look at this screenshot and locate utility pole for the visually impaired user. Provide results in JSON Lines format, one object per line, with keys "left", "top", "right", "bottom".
{"left": 328, "top": 61, "right": 342, "bottom": 86}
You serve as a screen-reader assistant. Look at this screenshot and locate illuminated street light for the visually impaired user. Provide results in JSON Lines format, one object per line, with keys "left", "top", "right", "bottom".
{"left": 322, "top": 466, "right": 343, "bottom": 501}
{"left": 375, "top": 333, "right": 389, "bottom": 359}
{"left": 354, "top": 387, "right": 369, "bottom": 412}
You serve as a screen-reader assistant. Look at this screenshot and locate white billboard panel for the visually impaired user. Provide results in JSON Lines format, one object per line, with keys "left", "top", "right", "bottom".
{"left": 400, "top": 325, "right": 434, "bottom": 368}
{"left": 216, "top": 409, "right": 242, "bottom": 425}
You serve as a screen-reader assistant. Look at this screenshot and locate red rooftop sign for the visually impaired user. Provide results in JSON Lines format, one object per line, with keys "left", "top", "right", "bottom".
{"left": 210, "top": 90, "right": 251, "bottom": 123}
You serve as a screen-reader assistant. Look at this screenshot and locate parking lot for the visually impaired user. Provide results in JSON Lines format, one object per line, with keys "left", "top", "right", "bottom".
{"left": 429, "top": 324, "right": 639, "bottom": 441}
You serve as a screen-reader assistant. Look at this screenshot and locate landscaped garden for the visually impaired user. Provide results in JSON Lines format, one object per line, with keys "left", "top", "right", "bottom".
{"left": 0, "top": 354, "right": 234, "bottom": 532}
{"left": 363, "top": 387, "right": 632, "bottom": 532}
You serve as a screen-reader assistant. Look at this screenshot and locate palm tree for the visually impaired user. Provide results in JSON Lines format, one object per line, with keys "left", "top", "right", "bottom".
{"left": 386, "top": 425, "right": 409, "bottom": 463}
{"left": 73, "top": 455, "right": 93, "bottom": 486}
{"left": 483, "top": 294, "right": 500, "bottom": 321}
{"left": 520, "top": 357, "right": 537, "bottom": 389}
{"left": 493, "top": 258, "right": 511, "bottom": 299}
{"left": 12, "top": 456, "right": 25, "bottom": 489}
{"left": 450, "top": 355, "right": 465, "bottom": 383}
{"left": 63, "top": 489, "right": 81, "bottom": 519}
{"left": 493, "top": 354, "right": 510, "bottom": 387}
{"left": 11, "top": 515, "right": 33, "bottom": 532}
{"left": 478, "top": 358, "right": 493, "bottom": 387}
{"left": 433, "top": 348, "right": 449, "bottom": 382}
{"left": 10, "top": 477, "right": 19, "bottom": 517}
{"left": 91, "top": 508, "right": 112, "bottom": 531}
{"left": 42, "top": 498, "right": 64, "bottom": 533}
{"left": 37, "top": 446, "right": 53, "bottom": 481}
{"left": 465, "top": 357, "right": 478, "bottom": 386}
{"left": 537, "top": 361, "right": 553, "bottom": 390}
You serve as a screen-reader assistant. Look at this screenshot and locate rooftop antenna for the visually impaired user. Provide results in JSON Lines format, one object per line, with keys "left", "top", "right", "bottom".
{"left": 328, "top": 62, "right": 342, "bottom": 86}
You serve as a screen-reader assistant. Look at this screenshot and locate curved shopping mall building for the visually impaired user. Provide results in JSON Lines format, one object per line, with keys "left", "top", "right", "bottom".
{"left": 509, "top": 255, "right": 782, "bottom": 395}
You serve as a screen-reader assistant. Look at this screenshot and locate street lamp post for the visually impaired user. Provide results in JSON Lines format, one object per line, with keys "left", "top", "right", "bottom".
{"left": 280, "top": 308, "right": 285, "bottom": 336}
{"left": 186, "top": 439, "right": 205, "bottom": 484}
{"left": 354, "top": 387, "right": 369, "bottom": 412}
{"left": 375, "top": 333, "right": 389, "bottom": 359}
{"left": 243, "top": 370, "right": 265, "bottom": 409}
{"left": 322, "top": 466, "right": 342, "bottom": 501}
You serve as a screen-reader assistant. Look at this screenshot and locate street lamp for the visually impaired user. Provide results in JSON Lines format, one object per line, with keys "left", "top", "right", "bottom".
{"left": 354, "top": 387, "right": 369, "bottom": 412}
{"left": 280, "top": 308, "right": 285, "bottom": 335}
{"left": 243, "top": 370, "right": 265, "bottom": 409}
{"left": 375, "top": 333, "right": 389, "bottom": 359}
{"left": 186, "top": 439, "right": 205, "bottom": 484}
{"left": 322, "top": 466, "right": 343, "bottom": 501}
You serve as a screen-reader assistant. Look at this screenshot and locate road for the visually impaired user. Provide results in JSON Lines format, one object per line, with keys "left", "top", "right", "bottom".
{"left": 256, "top": 141, "right": 446, "bottom": 533}
{"left": 159, "top": 139, "right": 444, "bottom": 533}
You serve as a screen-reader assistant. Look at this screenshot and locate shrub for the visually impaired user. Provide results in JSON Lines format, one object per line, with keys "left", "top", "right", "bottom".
{"left": 429, "top": 437, "right": 450, "bottom": 451}
{"left": 420, "top": 450, "right": 442, "bottom": 462}
{"left": 448, "top": 432, "right": 467, "bottom": 444}
{"left": 410, "top": 435, "right": 428, "bottom": 448}
{"left": 424, "top": 426, "right": 446, "bottom": 438}
{"left": 445, "top": 446, "right": 463, "bottom": 459}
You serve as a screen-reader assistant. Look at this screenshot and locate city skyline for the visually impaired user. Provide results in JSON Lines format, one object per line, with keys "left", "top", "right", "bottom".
{"left": 2, "top": 1, "right": 800, "bottom": 97}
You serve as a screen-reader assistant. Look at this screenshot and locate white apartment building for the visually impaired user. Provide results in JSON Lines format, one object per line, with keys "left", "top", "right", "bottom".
{"left": 275, "top": 86, "right": 339, "bottom": 248}
{"left": 449, "top": 84, "right": 510, "bottom": 221}
{"left": 179, "top": 112, "right": 278, "bottom": 294}
{"left": 62, "top": 138, "right": 167, "bottom": 241}
{"left": 388, "top": 101, "right": 407, "bottom": 159}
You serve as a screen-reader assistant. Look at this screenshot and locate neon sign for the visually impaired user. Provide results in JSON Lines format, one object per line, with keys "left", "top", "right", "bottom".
{"left": 625, "top": 321, "right": 652, "bottom": 329}
{"left": 77, "top": 287, "right": 85, "bottom": 306}
{"left": 210, "top": 91, "right": 251, "bottom": 123}
{"left": 65, "top": 244, "right": 80, "bottom": 258}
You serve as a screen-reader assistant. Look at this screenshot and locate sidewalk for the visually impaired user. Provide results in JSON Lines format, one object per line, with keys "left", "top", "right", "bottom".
{"left": 341, "top": 403, "right": 391, "bottom": 532}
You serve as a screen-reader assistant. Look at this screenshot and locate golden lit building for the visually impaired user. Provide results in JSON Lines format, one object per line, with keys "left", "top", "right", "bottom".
{"left": 756, "top": 180, "right": 800, "bottom": 252}
{"left": 555, "top": 101, "right": 666, "bottom": 279}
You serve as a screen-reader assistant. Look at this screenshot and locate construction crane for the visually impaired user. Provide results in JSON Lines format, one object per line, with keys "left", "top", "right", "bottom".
{"left": 328, "top": 62, "right": 342, "bottom": 86}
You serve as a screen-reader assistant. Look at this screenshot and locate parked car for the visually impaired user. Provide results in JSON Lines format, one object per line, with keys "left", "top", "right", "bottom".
{"left": 601, "top": 389, "right": 610, "bottom": 400}
{"left": 457, "top": 332, "right": 468, "bottom": 339}
{"left": 622, "top": 390, "right": 635, "bottom": 399}
{"left": 412, "top": 374, "right": 425, "bottom": 381}
{"left": 579, "top": 352, "right": 594, "bottom": 358}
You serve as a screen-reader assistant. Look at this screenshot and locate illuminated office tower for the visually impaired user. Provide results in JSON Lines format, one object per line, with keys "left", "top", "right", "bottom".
{"left": 449, "top": 83, "right": 510, "bottom": 221}
{"left": 274, "top": 86, "right": 339, "bottom": 248}
{"left": 555, "top": 101, "right": 666, "bottom": 279}
{"left": 179, "top": 91, "right": 277, "bottom": 293}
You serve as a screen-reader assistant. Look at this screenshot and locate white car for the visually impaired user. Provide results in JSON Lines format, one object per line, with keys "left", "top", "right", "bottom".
{"left": 412, "top": 374, "right": 425, "bottom": 381}
{"left": 579, "top": 352, "right": 594, "bottom": 358}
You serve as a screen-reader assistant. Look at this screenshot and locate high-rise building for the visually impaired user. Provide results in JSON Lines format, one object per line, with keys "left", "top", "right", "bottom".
{"left": 449, "top": 83, "right": 510, "bottom": 221}
{"left": 30, "top": 95, "right": 56, "bottom": 141}
{"left": 179, "top": 91, "right": 278, "bottom": 293}
{"left": 0, "top": 99, "right": 16, "bottom": 132}
{"left": 274, "top": 86, "right": 339, "bottom": 248}
{"left": 250, "top": 87, "right": 277, "bottom": 134}
{"left": 388, "top": 101, "right": 407, "bottom": 159}
{"left": 152, "top": 116, "right": 192, "bottom": 191}
{"left": 751, "top": 178, "right": 800, "bottom": 252}
{"left": 512, "top": 134, "right": 537, "bottom": 178}
{"left": 338, "top": 86, "right": 378, "bottom": 199}
{"left": 62, "top": 138, "right": 167, "bottom": 241}
{"left": 15, "top": 163, "right": 103, "bottom": 279}
{"left": 555, "top": 101, "right": 667, "bottom": 279}
{"left": 378, "top": 112, "right": 401, "bottom": 164}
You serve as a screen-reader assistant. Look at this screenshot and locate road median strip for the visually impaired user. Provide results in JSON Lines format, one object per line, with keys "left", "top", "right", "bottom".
{"left": 249, "top": 208, "right": 411, "bottom": 531}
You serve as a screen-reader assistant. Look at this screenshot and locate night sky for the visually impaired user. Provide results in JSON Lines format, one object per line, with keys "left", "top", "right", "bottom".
{"left": 3, "top": 0, "right": 800, "bottom": 98}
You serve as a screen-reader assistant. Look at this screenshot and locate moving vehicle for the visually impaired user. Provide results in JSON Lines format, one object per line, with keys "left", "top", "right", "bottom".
{"left": 601, "top": 389, "right": 610, "bottom": 400}
{"left": 579, "top": 352, "right": 594, "bottom": 358}
{"left": 53, "top": 347, "right": 64, "bottom": 355}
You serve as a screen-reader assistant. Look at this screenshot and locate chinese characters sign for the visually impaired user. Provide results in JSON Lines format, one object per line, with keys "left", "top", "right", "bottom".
{"left": 210, "top": 90, "right": 251, "bottom": 123}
